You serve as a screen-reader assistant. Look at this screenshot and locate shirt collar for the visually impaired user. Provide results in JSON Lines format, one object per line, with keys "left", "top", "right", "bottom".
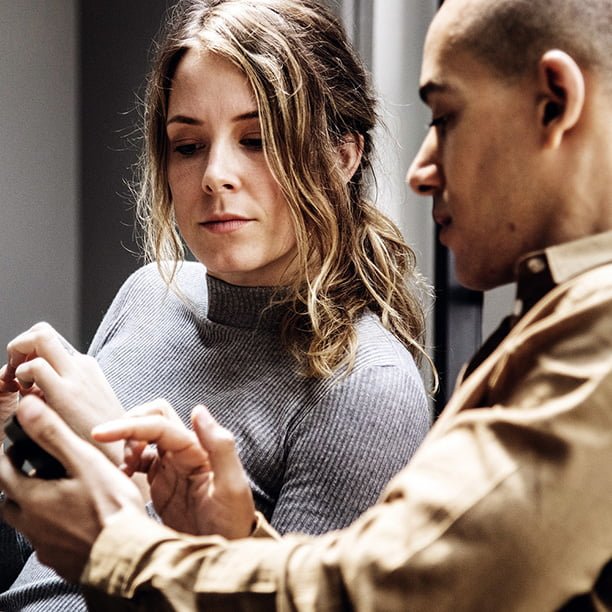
{"left": 461, "top": 230, "right": 612, "bottom": 382}
{"left": 514, "top": 230, "right": 612, "bottom": 318}
{"left": 205, "top": 274, "right": 287, "bottom": 330}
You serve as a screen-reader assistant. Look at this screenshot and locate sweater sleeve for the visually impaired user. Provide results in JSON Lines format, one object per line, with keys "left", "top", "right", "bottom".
{"left": 87, "top": 266, "right": 151, "bottom": 358}
{"left": 270, "top": 364, "right": 430, "bottom": 535}
{"left": 0, "top": 523, "right": 32, "bottom": 592}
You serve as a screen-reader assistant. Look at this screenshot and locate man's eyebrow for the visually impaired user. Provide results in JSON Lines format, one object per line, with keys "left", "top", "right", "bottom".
{"left": 166, "top": 110, "right": 259, "bottom": 126}
{"left": 419, "top": 81, "right": 450, "bottom": 104}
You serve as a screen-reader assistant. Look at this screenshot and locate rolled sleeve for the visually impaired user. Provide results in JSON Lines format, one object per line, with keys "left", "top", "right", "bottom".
{"left": 83, "top": 265, "right": 612, "bottom": 611}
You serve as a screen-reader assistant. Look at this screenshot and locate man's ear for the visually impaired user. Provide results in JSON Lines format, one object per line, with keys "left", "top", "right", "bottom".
{"left": 337, "top": 133, "right": 364, "bottom": 182}
{"left": 537, "top": 49, "right": 585, "bottom": 149}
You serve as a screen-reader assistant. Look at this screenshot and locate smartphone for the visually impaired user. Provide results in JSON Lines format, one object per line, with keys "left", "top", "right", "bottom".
{"left": 3, "top": 414, "right": 67, "bottom": 479}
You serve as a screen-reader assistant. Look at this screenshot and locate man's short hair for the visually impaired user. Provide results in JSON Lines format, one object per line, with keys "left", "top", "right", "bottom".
{"left": 451, "top": 0, "right": 612, "bottom": 83}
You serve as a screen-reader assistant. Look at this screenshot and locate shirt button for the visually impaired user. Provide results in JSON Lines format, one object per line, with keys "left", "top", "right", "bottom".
{"left": 526, "top": 256, "right": 546, "bottom": 274}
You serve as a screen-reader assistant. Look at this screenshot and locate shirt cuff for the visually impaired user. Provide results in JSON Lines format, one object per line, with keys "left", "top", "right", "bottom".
{"left": 81, "top": 508, "right": 180, "bottom": 597}
{"left": 82, "top": 509, "right": 282, "bottom": 598}
{"left": 250, "top": 511, "right": 281, "bottom": 540}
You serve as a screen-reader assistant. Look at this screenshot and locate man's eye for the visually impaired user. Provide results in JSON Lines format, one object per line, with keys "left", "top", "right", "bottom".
{"left": 428, "top": 115, "right": 450, "bottom": 133}
{"left": 241, "top": 138, "right": 263, "bottom": 151}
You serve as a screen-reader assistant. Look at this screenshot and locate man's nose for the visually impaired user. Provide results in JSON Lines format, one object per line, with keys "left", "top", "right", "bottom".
{"left": 406, "top": 130, "right": 442, "bottom": 196}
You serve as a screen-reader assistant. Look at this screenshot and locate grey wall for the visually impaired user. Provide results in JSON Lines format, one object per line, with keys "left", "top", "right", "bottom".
{"left": 0, "top": 0, "right": 78, "bottom": 349}
{"left": 370, "top": 0, "right": 439, "bottom": 389}
{"left": 371, "top": 0, "right": 437, "bottom": 296}
{"left": 0, "top": 0, "right": 169, "bottom": 352}
{"left": 79, "top": 0, "right": 170, "bottom": 347}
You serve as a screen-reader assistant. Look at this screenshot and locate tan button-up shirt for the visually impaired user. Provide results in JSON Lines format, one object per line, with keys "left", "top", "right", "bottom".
{"left": 83, "top": 231, "right": 612, "bottom": 611}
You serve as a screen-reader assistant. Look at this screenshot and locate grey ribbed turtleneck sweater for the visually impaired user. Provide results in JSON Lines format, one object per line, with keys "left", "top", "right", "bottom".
{"left": 0, "top": 262, "right": 430, "bottom": 611}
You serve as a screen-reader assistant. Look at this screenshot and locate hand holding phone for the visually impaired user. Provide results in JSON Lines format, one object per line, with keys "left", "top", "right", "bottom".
{"left": 3, "top": 414, "right": 67, "bottom": 479}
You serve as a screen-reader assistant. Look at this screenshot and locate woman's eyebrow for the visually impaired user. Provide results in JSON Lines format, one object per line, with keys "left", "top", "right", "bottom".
{"left": 166, "top": 110, "right": 259, "bottom": 126}
{"left": 166, "top": 114, "right": 202, "bottom": 126}
{"left": 233, "top": 110, "right": 259, "bottom": 122}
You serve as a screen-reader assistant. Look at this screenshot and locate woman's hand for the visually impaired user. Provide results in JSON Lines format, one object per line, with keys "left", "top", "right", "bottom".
{"left": 4, "top": 322, "right": 126, "bottom": 463}
{"left": 0, "top": 364, "right": 21, "bottom": 446}
{"left": 92, "top": 400, "right": 256, "bottom": 540}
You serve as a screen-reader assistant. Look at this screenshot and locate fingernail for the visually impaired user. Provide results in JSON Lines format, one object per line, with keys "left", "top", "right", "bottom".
{"left": 193, "top": 405, "right": 211, "bottom": 425}
{"left": 92, "top": 421, "right": 117, "bottom": 435}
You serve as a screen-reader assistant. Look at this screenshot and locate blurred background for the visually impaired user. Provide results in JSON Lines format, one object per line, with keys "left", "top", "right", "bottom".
{"left": 0, "top": 0, "right": 513, "bottom": 410}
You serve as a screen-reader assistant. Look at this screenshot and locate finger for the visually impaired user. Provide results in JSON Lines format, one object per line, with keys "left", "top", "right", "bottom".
{"left": 4, "top": 344, "right": 32, "bottom": 376}
{"left": 19, "top": 384, "right": 45, "bottom": 399}
{"left": 192, "top": 405, "right": 246, "bottom": 486}
{"left": 127, "top": 398, "right": 184, "bottom": 425}
{"left": 14, "top": 395, "right": 98, "bottom": 477}
{"left": 14, "top": 358, "right": 62, "bottom": 394}
{"left": 122, "top": 440, "right": 152, "bottom": 476}
{"left": 94, "top": 416, "right": 209, "bottom": 473}
{"left": 93, "top": 415, "right": 190, "bottom": 448}
{"left": 0, "top": 449, "right": 61, "bottom": 515}
{"left": 0, "top": 495, "right": 22, "bottom": 528}
{"left": 0, "top": 364, "right": 19, "bottom": 393}
{"left": 125, "top": 439, "right": 148, "bottom": 462}
{"left": 7, "top": 323, "right": 77, "bottom": 375}
{"left": 0, "top": 454, "right": 29, "bottom": 503}
{"left": 1, "top": 363, "right": 16, "bottom": 384}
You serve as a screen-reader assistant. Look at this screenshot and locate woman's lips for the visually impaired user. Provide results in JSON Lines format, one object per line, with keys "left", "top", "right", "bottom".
{"left": 200, "top": 218, "right": 252, "bottom": 234}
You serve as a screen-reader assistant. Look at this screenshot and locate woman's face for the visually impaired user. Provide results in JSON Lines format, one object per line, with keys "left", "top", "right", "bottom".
{"left": 166, "top": 48, "right": 297, "bottom": 286}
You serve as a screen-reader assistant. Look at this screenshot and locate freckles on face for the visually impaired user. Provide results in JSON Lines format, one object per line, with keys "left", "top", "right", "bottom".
{"left": 165, "top": 49, "right": 298, "bottom": 286}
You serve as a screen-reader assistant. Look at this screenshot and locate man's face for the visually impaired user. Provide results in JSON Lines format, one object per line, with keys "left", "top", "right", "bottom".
{"left": 407, "top": 5, "right": 556, "bottom": 291}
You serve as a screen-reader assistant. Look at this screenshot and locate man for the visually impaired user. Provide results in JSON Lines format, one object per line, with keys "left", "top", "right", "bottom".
{"left": 1, "top": 0, "right": 611, "bottom": 609}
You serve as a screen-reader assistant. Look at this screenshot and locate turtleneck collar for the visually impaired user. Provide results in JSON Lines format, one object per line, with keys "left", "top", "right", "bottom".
{"left": 205, "top": 274, "right": 287, "bottom": 330}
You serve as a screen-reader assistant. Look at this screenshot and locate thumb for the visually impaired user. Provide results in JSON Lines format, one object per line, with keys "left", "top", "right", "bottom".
{"left": 192, "top": 405, "right": 246, "bottom": 486}
{"left": 16, "top": 395, "right": 95, "bottom": 477}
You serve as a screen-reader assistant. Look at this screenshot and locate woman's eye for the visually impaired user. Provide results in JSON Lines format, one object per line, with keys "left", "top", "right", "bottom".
{"left": 173, "top": 143, "right": 204, "bottom": 156}
{"left": 241, "top": 137, "right": 263, "bottom": 151}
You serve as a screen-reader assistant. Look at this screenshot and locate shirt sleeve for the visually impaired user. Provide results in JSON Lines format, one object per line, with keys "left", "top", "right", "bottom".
{"left": 82, "top": 270, "right": 612, "bottom": 611}
{"left": 270, "top": 363, "right": 430, "bottom": 535}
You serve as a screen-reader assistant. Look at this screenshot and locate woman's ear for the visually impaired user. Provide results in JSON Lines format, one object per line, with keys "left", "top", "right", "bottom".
{"left": 337, "top": 133, "right": 364, "bottom": 182}
{"left": 537, "top": 49, "right": 585, "bottom": 149}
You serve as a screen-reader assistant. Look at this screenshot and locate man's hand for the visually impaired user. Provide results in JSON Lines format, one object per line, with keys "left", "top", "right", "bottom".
{"left": 93, "top": 401, "right": 257, "bottom": 539}
{"left": 0, "top": 395, "right": 145, "bottom": 582}
{"left": 5, "top": 322, "right": 127, "bottom": 463}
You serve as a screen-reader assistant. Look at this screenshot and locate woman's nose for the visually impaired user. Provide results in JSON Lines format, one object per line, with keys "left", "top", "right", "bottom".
{"left": 201, "top": 144, "right": 239, "bottom": 194}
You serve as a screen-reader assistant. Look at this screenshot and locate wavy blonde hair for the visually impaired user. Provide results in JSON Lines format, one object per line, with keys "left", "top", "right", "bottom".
{"left": 136, "top": 0, "right": 432, "bottom": 378}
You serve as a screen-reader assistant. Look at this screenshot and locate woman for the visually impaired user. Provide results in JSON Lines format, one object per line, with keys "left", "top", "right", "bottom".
{"left": 0, "top": 0, "right": 431, "bottom": 609}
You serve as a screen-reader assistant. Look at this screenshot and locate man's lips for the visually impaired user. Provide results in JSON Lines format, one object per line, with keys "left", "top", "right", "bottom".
{"left": 432, "top": 209, "right": 451, "bottom": 227}
{"left": 432, "top": 209, "right": 453, "bottom": 246}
